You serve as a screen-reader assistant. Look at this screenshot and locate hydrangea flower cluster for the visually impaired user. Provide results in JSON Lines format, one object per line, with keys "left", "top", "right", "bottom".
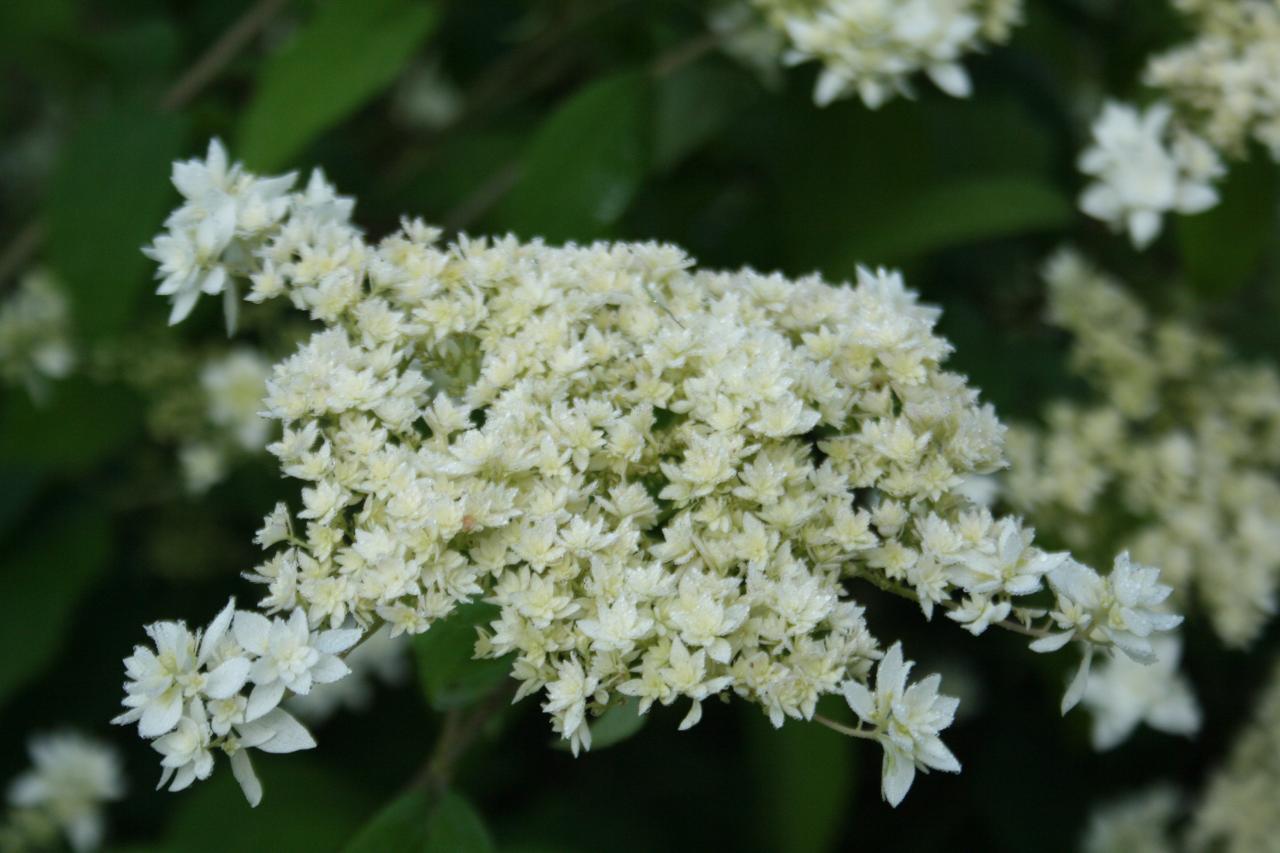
{"left": 1145, "top": 0, "right": 1280, "bottom": 160}
{"left": 1189, "top": 656, "right": 1280, "bottom": 853}
{"left": 119, "top": 142, "right": 1184, "bottom": 807}
{"left": 0, "top": 268, "right": 75, "bottom": 399}
{"left": 1005, "top": 251, "right": 1280, "bottom": 647}
{"left": 749, "top": 0, "right": 1023, "bottom": 107}
{"left": 2, "top": 732, "right": 124, "bottom": 852}
{"left": 1077, "top": 102, "right": 1223, "bottom": 249}
{"left": 1083, "top": 655, "right": 1280, "bottom": 853}
{"left": 112, "top": 598, "right": 359, "bottom": 805}
{"left": 1076, "top": 0, "right": 1280, "bottom": 249}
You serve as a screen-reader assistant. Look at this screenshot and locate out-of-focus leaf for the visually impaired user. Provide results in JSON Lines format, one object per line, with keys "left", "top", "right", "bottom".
{"left": 746, "top": 700, "right": 853, "bottom": 853}
{"left": 0, "top": 501, "right": 110, "bottom": 707}
{"left": 413, "top": 603, "right": 510, "bottom": 710}
{"left": 344, "top": 787, "right": 433, "bottom": 853}
{"left": 836, "top": 175, "right": 1071, "bottom": 268}
{"left": 0, "top": 467, "right": 41, "bottom": 545}
{"left": 162, "top": 757, "right": 375, "bottom": 852}
{"left": 424, "top": 792, "right": 495, "bottom": 852}
{"left": 344, "top": 788, "right": 493, "bottom": 853}
{"left": 554, "top": 698, "right": 646, "bottom": 752}
{"left": 495, "top": 72, "right": 652, "bottom": 242}
{"left": 238, "top": 0, "right": 438, "bottom": 171}
{"left": 652, "top": 62, "right": 756, "bottom": 173}
{"left": 1178, "top": 152, "right": 1280, "bottom": 297}
{"left": 0, "top": 0, "right": 74, "bottom": 57}
{"left": 44, "top": 105, "right": 186, "bottom": 340}
{"left": 0, "top": 379, "right": 142, "bottom": 473}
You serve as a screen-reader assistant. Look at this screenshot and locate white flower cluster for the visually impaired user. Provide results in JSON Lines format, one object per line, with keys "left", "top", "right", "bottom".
{"left": 111, "top": 598, "right": 359, "bottom": 805}
{"left": 1083, "top": 656, "right": 1280, "bottom": 853}
{"left": 142, "top": 138, "right": 353, "bottom": 329}
{"left": 1005, "top": 251, "right": 1280, "bottom": 647}
{"left": 1077, "top": 102, "right": 1222, "bottom": 249}
{"left": 1146, "top": 0, "right": 1280, "bottom": 161}
{"left": 123, "top": 142, "right": 1183, "bottom": 807}
{"left": 2, "top": 732, "right": 124, "bottom": 852}
{"left": 750, "top": 0, "right": 1023, "bottom": 107}
{"left": 180, "top": 347, "right": 273, "bottom": 494}
{"left": 1081, "top": 786, "right": 1181, "bottom": 853}
{"left": 1076, "top": 0, "right": 1280, "bottom": 249}
{"left": 1189, "top": 657, "right": 1280, "bottom": 853}
{"left": 0, "top": 269, "right": 75, "bottom": 399}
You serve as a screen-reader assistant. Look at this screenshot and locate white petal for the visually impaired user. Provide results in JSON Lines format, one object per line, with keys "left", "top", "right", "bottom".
{"left": 204, "top": 657, "right": 251, "bottom": 699}
{"left": 928, "top": 63, "right": 971, "bottom": 98}
{"left": 310, "top": 654, "right": 350, "bottom": 685}
{"left": 1127, "top": 209, "right": 1162, "bottom": 249}
{"left": 678, "top": 700, "right": 703, "bottom": 731}
{"left": 139, "top": 693, "right": 184, "bottom": 738}
{"left": 246, "top": 681, "right": 286, "bottom": 722}
{"left": 1061, "top": 646, "right": 1094, "bottom": 714}
{"left": 200, "top": 598, "right": 236, "bottom": 663}
{"left": 842, "top": 681, "right": 875, "bottom": 720}
{"left": 233, "top": 611, "right": 272, "bottom": 656}
{"left": 1029, "top": 630, "right": 1074, "bottom": 654}
{"left": 251, "top": 709, "right": 317, "bottom": 753}
{"left": 313, "top": 628, "right": 361, "bottom": 655}
{"left": 230, "top": 748, "right": 263, "bottom": 807}
{"left": 881, "top": 744, "right": 916, "bottom": 807}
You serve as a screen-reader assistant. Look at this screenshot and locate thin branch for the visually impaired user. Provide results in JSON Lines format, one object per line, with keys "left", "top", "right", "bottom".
{"left": 159, "top": 0, "right": 291, "bottom": 111}
{"left": 0, "top": 0, "right": 290, "bottom": 292}
{"left": 851, "top": 569, "right": 1052, "bottom": 640}
{"left": 411, "top": 684, "right": 514, "bottom": 794}
{"left": 813, "top": 713, "right": 877, "bottom": 740}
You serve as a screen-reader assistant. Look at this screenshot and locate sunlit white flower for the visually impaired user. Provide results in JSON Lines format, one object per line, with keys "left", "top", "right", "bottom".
{"left": 233, "top": 608, "right": 360, "bottom": 720}
{"left": 841, "top": 642, "right": 960, "bottom": 806}
{"left": 114, "top": 599, "right": 250, "bottom": 738}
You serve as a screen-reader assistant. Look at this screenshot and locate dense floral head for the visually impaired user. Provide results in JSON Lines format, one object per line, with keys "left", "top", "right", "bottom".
{"left": 118, "top": 141, "right": 1184, "bottom": 808}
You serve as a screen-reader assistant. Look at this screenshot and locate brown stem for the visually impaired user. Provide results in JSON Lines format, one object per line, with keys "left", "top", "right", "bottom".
{"left": 411, "top": 684, "right": 514, "bottom": 794}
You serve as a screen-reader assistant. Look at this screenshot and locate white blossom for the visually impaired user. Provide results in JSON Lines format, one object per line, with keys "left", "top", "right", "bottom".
{"left": 1078, "top": 101, "right": 1223, "bottom": 249}
{"left": 5, "top": 732, "right": 124, "bottom": 852}
{"left": 841, "top": 642, "right": 960, "bottom": 806}
{"left": 752, "top": 0, "right": 1024, "bottom": 108}
{"left": 1082, "top": 635, "right": 1200, "bottom": 750}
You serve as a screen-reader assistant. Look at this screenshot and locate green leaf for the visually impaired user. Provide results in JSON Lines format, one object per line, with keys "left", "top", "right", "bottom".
{"left": 554, "top": 698, "right": 646, "bottom": 752}
{"left": 1178, "top": 151, "right": 1280, "bottom": 297}
{"left": 835, "top": 175, "right": 1071, "bottom": 268}
{"left": 238, "top": 0, "right": 438, "bottom": 171}
{"left": 344, "top": 787, "right": 434, "bottom": 852}
{"left": 413, "top": 603, "right": 510, "bottom": 710}
{"left": 344, "top": 788, "right": 494, "bottom": 853}
{"left": 0, "top": 379, "right": 142, "bottom": 474}
{"left": 746, "top": 702, "right": 854, "bottom": 853}
{"left": 495, "top": 72, "right": 652, "bottom": 242}
{"left": 424, "top": 792, "right": 495, "bottom": 852}
{"left": 651, "top": 62, "right": 757, "bottom": 174}
{"left": 0, "top": 501, "right": 110, "bottom": 707}
{"left": 45, "top": 105, "right": 186, "bottom": 340}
